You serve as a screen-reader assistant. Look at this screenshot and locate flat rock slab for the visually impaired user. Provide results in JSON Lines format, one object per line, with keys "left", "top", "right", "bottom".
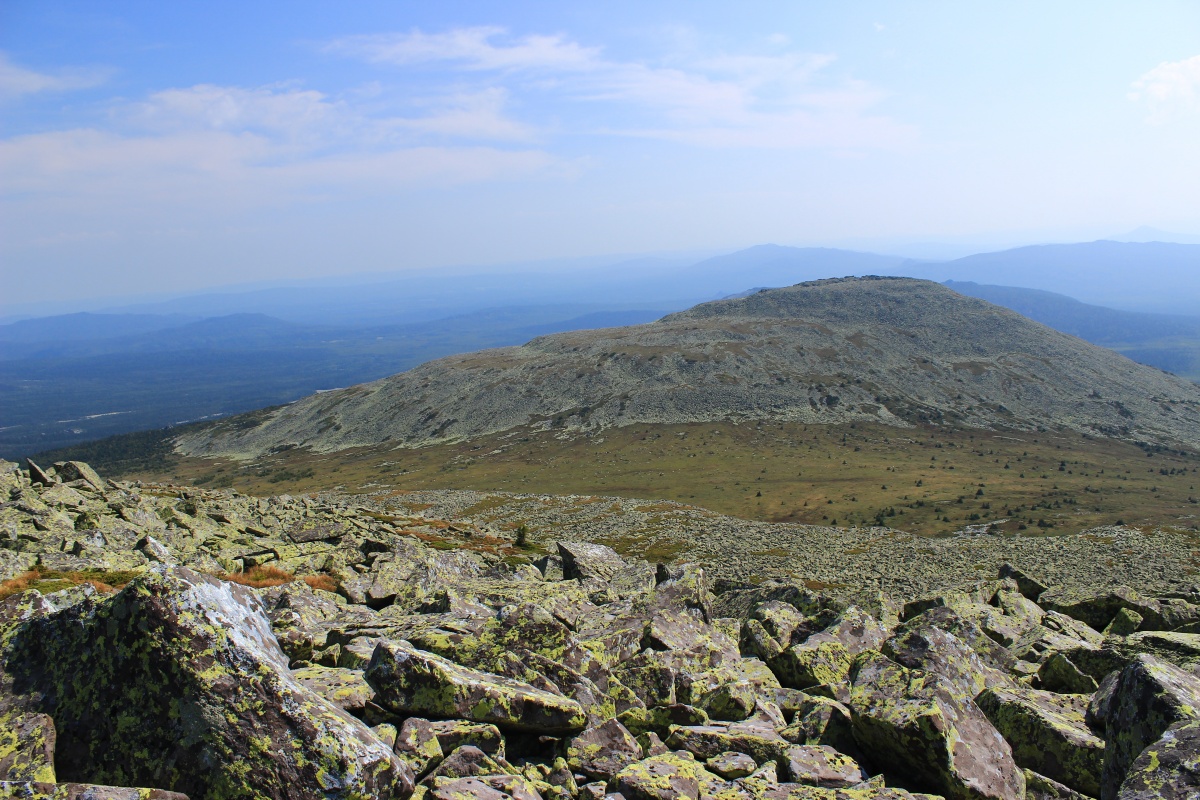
{"left": 366, "top": 639, "right": 588, "bottom": 733}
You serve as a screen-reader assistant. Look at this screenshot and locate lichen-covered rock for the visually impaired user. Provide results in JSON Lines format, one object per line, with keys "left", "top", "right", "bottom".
{"left": 366, "top": 639, "right": 588, "bottom": 733}
{"left": 1022, "top": 769, "right": 1092, "bottom": 800}
{"left": 847, "top": 650, "right": 1025, "bottom": 800}
{"left": 427, "top": 774, "right": 545, "bottom": 800}
{"left": 1, "top": 566, "right": 410, "bottom": 799}
{"left": 780, "top": 695, "right": 861, "bottom": 763}
{"left": 666, "top": 724, "right": 791, "bottom": 768}
{"left": 1116, "top": 719, "right": 1200, "bottom": 799}
{"left": 564, "top": 719, "right": 642, "bottom": 780}
{"left": 428, "top": 720, "right": 507, "bottom": 759}
{"left": 882, "top": 625, "right": 1014, "bottom": 700}
{"left": 699, "top": 681, "right": 758, "bottom": 721}
{"left": 395, "top": 718, "right": 446, "bottom": 779}
{"left": 611, "top": 752, "right": 720, "bottom": 800}
{"left": 0, "top": 783, "right": 190, "bottom": 799}
{"left": 1100, "top": 654, "right": 1200, "bottom": 800}
{"left": 781, "top": 745, "right": 867, "bottom": 787}
{"left": 0, "top": 710, "right": 55, "bottom": 782}
{"left": 770, "top": 607, "right": 888, "bottom": 691}
{"left": 975, "top": 686, "right": 1103, "bottom": 797}
{"left": 706, "top": 752, "right": 757, "bottom": 780}
{"left": 292, "top": 664, "right": 374, "bottom": 715}
{"left": 422, "top": 745, "right": 512, "bottom": 783}
{"left": 1037, "top": 653, "right": 1098, "bottom": 695}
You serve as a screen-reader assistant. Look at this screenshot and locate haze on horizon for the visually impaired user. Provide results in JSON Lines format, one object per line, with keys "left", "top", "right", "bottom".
{"left": 2, "top": 1, "right": 1199, "bottom": 314}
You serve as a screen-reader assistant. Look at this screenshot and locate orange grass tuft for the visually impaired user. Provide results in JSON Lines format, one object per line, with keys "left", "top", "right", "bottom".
{"left": 0, "top": 567, "right": 137, "bottom": 600}
{"left": 303, "top": 574, "right": 339, "bottom": 593}
{"left": 222, "top": 564, "right": 295, "bottom": 588}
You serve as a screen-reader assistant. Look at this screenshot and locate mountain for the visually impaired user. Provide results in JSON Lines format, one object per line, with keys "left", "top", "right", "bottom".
{"left": 944, "top": 281, "right": 1200, "bottom": 380}
{"left": 0, "top": 311, "right": 199, "bottom": 344}
{"left": 177, "top": 276, "right": 1200, "bottom": 460}
{"left": 0, "top": 305, "right": 672, "bottom": 458}
{"left": 1112, "top": 226, "right": 1200, "bottom": 245}
{"left": 914, "top": 241, "right": 1200, "bottom": 315}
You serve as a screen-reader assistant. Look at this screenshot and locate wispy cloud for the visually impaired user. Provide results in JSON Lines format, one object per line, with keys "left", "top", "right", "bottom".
{"left": 327, "top": 27, "right": 915, "bottom": 151}
{"left": 0, "top": 52, "right": 109, "bottom": 100}
{"left": 1131, "top": 54, "right": 1200, "bottom": 123}
{"left": 325, "top": 27, "right": 601, "bottom": 71}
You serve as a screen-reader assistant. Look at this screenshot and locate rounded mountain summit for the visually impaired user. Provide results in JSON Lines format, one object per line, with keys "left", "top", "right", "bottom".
{"left": 177, "top": 277, "right": 1200, "bottom": 459}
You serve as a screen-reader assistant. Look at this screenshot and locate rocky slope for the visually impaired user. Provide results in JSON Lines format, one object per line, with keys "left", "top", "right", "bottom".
{"left": 5, "top": 459, "right": 1200, "bottom": 798}
{"left": 175, "top": 277, "right": 1200, "bottom": 461}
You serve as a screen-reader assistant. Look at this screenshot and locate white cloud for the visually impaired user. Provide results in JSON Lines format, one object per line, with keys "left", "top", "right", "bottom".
{"left": 0, "top": 53, "right": 108, "bottom": 99}
{"left": 328, "top": 27, "right": 914, "bottom": 151}
{"left": 131, "top": 84, "right": 337, "bottom": 135}
{"left": 386, "top": 88, "right": 535, "bottom": 141}
{"left": 1131, "top": 55, "right": 1200, "bottom": 122}
{"left": 326, "top": 27, "right": 601, "bottom": 71}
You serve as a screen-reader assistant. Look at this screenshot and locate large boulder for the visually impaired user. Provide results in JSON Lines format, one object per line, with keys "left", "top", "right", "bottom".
{"left": 847, "top": 650, "right": 1025, "bottom": 800}
{"left": 366, "top": 639, "right": 588, "bottom": 733}
{"left": 564, "top": 719, "right": 642, "bottom": 780}
{"left": 1117, "top": 719, "right": 1200, "bottom": 799}
{"left": 1, "top": 566, "right": 410, "bottom": 799}
{"left": 1099, "top": 654, "right": 1200, "bottom": 799}
{"left": 0, "top": 710, "right": 56, "bottom": 781}
{"left": 975, "top": 686, "right": 1104, "bottom": 797}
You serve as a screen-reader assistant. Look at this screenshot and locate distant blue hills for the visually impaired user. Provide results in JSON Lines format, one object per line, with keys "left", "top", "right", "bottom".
{"left": 3, "top": 239, "right": 1198, "bottom": 458}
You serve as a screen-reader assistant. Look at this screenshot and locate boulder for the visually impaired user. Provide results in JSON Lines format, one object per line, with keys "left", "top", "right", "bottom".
{"left": 1023, "top": 769, "right": 1092, "bottom": 800}
{"left": 847, "top": 650, "right": 1025, "bottom": 800}
{"left": 557, "top": 542, "right": 627, "bottom": 584}
{"left": 1100, "top": 654, "right": 1200, "bottom": 799}
{"left": 427, "top": 720, "right": 506, "bottom": 759}
{"left": 0, "top": 710, "right": 56, "bottom": 781}
{"left": 394, "top": 717, "right": 445, "bottom": 779}
{"left": 292, "top": 664, "right": 374, "bottom": 715}
{"left": 1, "top": 566, "right": 410, "bottom": 799}
{"left": 781, "top": 744, "right": 868, "bottom": 787}
{"left": 564, "top": 719, "right": 642, "bottom": 780}
{"left": 780, "top": 695, "right": 860, "bottom": 763}
{"left": 366, "top": 639, "right": 588, "bottom": 733}
{"left": 975, "top": 686, "right": 1104, "bottom": 797}
{"left": 0, "top": 784, "right": 189, "bottom": 800}
{"left": 611, "top": 752, "right": 721, "bottom": 800}
{"left": 1117, "top": 719, "right": 1200, "bottom": 799}
{"left": 883, "top": 624, "right": 1014, "bottom": 699}
{"left": 1037, "top": 653, "right": 1098, "bottom": 694}
{"left": 52, "top": 462, "right": 103, "bottom": 492}
{"left": 706, "top": 752, "right": 757, "bottom": 780}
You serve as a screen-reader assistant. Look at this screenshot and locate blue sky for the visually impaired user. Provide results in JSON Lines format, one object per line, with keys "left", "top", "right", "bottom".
{"left": 2, "top": 1, "right": 1199, "bottom": 308}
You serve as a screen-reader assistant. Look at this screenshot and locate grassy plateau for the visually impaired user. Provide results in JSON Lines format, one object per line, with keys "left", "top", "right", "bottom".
{"left": 115, "top": 420, "right": 1200, "bottom": 537}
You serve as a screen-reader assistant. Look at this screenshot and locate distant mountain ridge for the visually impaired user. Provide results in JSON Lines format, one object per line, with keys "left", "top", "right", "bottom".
{"left": 176, "top": 276, "right": 1200, "bottom": 460}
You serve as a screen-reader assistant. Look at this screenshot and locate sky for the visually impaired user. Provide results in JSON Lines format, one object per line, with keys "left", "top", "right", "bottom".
{"left": 2, "top": 1, "right": 1199, "bottom": 311}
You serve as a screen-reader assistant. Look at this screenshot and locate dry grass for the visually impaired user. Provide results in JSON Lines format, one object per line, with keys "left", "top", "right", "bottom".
{"left": 132, "top": 420, "right": 1200, "bottom": 538}
{"left": 0, "top": 567, "right": 142, "bottom": 600}
{"left": 221, "top": 564, "right": 341, "bottom": 593}
{"left": 303, "top": 574, "right": 339, "bottom": 593}
{"left": 223, "top": 564, "right": 298, "bottom": 588}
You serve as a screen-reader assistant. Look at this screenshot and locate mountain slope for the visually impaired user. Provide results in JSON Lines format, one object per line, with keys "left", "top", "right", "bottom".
{"left": 944, "top": 281, "right": 1200, "bottom": 380}
{"left": 177, "top": 277, "right": 1200, "bottom": 459}
{"left": 925, "top": 241, "right": 1200, "bottom": 314}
